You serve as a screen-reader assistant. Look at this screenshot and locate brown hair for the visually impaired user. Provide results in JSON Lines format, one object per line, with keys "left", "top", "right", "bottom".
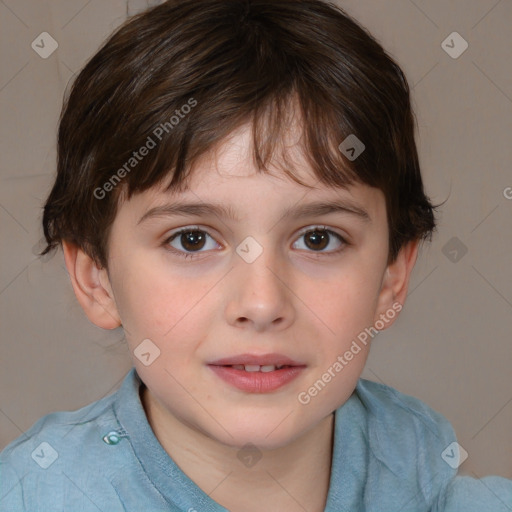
{"left": 41, "top": 0, "right": 439, "bottom": 268}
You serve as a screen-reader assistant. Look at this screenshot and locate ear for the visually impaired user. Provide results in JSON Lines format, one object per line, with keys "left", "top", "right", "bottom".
{"left": 62, "top": 240, "right": 121, "bottom": 330}
{"left": 373, "top": 240, "right": 419, "bottom": 329}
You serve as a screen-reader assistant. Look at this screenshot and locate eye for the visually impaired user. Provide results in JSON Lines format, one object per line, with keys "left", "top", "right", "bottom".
{"left": 163, "top": 225, "right": 348, "bottom": 260}
{"left": 164, "top": 227, "right": 220, "bottom": 259}
{"left": 292, "top": 226, "right": 347, "bottom": 256}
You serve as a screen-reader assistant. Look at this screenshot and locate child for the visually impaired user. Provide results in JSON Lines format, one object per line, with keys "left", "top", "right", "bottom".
{"left": 1, "top": 0, "right": 511, "bottom": 510}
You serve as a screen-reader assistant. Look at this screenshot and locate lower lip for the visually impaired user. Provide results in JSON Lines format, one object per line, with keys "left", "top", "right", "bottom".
{"left": 208, "top": 365, "right": 305, "bottom": 393}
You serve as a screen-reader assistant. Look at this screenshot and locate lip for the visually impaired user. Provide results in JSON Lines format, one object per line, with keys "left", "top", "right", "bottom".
{"left": 207, "top": 353, "right": 306, "bottom": 393}
{"left": 208, "top": 353, "right": 305, "bottom": 367}
{"left": 208, "top": 365, "right": 305, "bottom": 393}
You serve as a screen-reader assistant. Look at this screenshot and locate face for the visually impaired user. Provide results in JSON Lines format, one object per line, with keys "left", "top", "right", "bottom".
{"left": 101, "top": 123, "right": 399, "bottom": 450}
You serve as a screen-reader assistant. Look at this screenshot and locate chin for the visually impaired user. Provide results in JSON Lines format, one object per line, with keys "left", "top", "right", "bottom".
{"left": 207, "top": 415, "right": 308, "bottom": 452}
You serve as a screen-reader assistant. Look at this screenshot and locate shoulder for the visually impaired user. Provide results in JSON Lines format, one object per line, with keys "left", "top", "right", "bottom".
{"left": 351, "top": 379, "right": 459, "bottom": 505}
{"left": 1, "top": 387, "right": 118, "bottom": 462}
{"left": 355, "top": 377, "right": 455, "bottom": 422}
{"left": 346, "top": 380, "right": 512, "bottom": 510}
{"left": 0, "top": 386, "right": 127, "bottom": 511}
{"left": 440, "top": 475, "right": 512, "bottom": 511}
{"left": 353, "top": 378, "right": 458, "bottom": 451}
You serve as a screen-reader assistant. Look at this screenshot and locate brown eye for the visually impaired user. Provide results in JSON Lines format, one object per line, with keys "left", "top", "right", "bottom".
{"left": 165, "top": 227, "right": 220, "bottom": 258}
{"left": 178, "top": 230, "right": 207, "bottom": 251}
{"left": 303, "top": 229, "right": 330, "bottom": 251}
{"left": 293, "top": 227, "right": 347, "bottom": 255}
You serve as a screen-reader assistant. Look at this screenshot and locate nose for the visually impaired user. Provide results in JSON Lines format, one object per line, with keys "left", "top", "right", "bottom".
{"left": 224, "top": 244, "right": 296, "bottom": 332}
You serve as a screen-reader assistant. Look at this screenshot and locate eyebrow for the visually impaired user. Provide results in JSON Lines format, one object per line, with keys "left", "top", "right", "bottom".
{"left": 137, "top": 199, "right": 371, "bottom": 225}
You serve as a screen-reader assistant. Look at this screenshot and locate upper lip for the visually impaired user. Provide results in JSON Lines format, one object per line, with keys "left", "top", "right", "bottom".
{"left": 209, "top": 353, "right": 305, "bottom": 366}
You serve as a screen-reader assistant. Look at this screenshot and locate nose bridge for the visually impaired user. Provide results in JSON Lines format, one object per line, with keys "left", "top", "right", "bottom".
{"left": 236, "top": 237, "right": 285, "bottom": 302}
{"left": 225, "top": 235, "right": 295, "bottom": 330}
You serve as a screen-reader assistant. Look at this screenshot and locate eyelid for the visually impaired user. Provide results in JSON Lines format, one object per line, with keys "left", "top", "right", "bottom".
{"left": 296, "top": 224, "right": 346, "bottom": 238}
{"left": 164, "top": 224, "right": 347, "bottom": 240}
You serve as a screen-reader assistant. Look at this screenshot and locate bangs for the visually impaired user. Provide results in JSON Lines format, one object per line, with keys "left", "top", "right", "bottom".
{"left": 42, "top": 0, "right": 436, "bottom": 267}
{"left": 116, "top": 89, "right": 362, "bottom": 203}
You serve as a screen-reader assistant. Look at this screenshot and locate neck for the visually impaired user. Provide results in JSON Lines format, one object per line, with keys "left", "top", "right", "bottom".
{"left": 141, "top": 386, "right": 334, "bottom": 512}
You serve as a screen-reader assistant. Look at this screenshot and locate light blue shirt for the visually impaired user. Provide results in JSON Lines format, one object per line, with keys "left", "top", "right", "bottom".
{"left": 1, "top": 367, "right": 511, "bottom": 511}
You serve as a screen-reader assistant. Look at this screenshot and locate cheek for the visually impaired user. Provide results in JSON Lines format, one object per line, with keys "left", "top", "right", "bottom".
{"left": 110, "top": 252, "right": 218, "bottom": 344}
{"left": 108, "top": 251, "right": 171, "bottom": 334}
{"left": 302, "top": 274, "right": 380, "bottom": 409}
{"left": 310, "top": 266, "right": 383, "bottom": 341}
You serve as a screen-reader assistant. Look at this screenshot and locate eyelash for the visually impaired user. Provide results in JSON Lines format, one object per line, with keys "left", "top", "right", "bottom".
{"left": 162, "top": 225, "right": 349, "bottom": 260}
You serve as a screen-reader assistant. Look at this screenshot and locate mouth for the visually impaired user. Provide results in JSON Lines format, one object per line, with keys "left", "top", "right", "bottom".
{"left": 222, "top": 364, "right": 295, "bottom": 372}
{"left": 208, "top": 353, "right": 305, "bottom": 367}
{"left": 208, "top": 353, "right": 306, "bottom": 393}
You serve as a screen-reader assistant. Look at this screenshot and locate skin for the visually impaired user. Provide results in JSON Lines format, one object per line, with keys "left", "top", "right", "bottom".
{"left": 63, "top": 121, "right": 418, "bottom": 512}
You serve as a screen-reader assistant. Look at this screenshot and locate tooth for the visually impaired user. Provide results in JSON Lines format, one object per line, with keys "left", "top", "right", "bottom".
{"left": 231, "top": 365, "right": 245, "bottom": 370}
{"left": 244, "top": 365, "right": 261, "bottom": 372}
{"left": 260, "top": 365, "right": 276, "bottom": 372}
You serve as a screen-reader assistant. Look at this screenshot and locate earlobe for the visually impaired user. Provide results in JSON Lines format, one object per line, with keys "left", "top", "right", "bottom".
{"left": 62, "top": 241, "right": 121, "bottom": 330}
{"left": 373, "top": 240, "right": 419, "bottom": 328}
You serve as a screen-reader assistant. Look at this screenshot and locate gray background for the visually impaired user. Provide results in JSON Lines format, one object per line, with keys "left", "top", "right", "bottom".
{"left": 1, "top": 0, "right": 511, "bottom": 479}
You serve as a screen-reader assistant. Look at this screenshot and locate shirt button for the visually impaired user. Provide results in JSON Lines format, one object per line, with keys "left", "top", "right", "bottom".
{"left": 103, "top": 431, "right": 122, "bottom": 445}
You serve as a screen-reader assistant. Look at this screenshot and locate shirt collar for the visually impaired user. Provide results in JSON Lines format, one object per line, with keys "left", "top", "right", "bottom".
{"left": 114, "top": 367, "right": 367, "bottom": 511}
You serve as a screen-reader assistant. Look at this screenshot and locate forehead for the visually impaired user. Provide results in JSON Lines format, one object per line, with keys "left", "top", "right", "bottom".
{"left": 119, "top": 121, "right": 386, "bottom": 226}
